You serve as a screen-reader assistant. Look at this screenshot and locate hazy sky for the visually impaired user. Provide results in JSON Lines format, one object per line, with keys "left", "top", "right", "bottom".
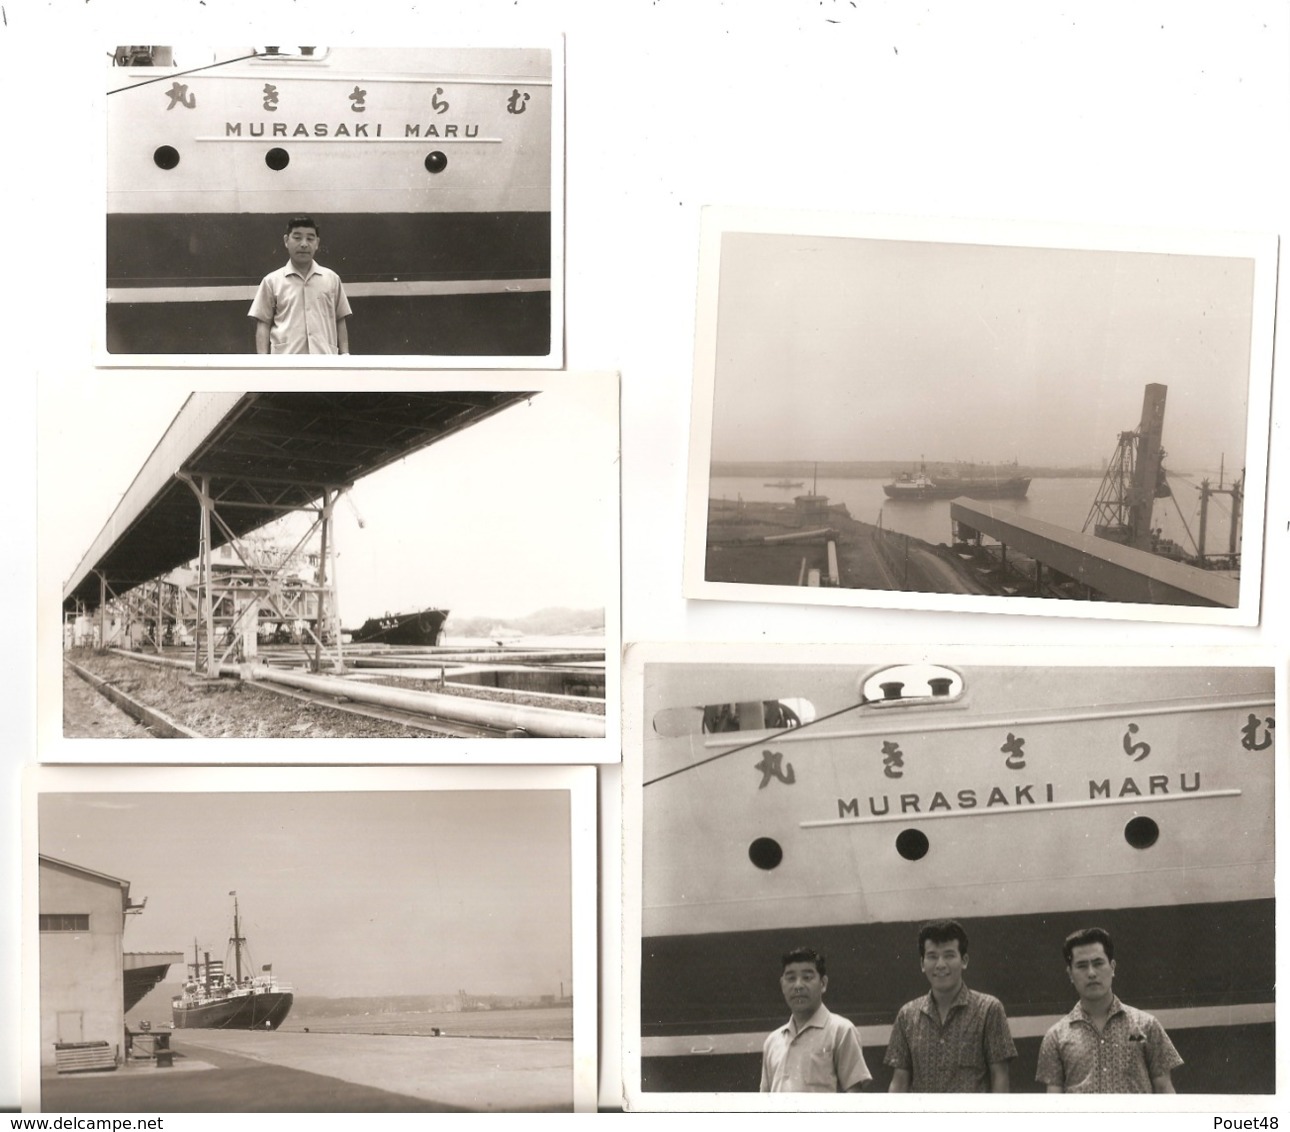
{"left": 39, "top": 789, "right": 572, "bottom": 999}
{"left": 709, "top": 232, "right": 1255, "bottom": 472}
{"left": 46, "top": 380, "right": 615, "bottom": 624}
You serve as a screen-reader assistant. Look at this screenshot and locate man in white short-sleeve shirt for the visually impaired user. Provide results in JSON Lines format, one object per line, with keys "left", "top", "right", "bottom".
{"left": 249, "top": 216, "right": 352, "bottom": 354}
{"left": 760, "top": 946, "right": 873, "bottom": 1093}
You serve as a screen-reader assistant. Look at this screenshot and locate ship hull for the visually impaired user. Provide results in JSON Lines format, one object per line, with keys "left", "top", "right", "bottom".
{"left": 172, "top": 991, "right": 294, "bottom": 1031}
{"left": 883, "top": 477, "right": 1031, "bottom": 500}
{"left": 346, "top": 608, "right": 448, "bottom": 646}
{"left": 641, "top": 899, "right": 1274, "bottom": 1094}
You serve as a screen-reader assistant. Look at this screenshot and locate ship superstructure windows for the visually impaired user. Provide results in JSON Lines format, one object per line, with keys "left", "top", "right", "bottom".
{"left": 39, "top": 913, "right": 89, "bottom": 932}
{"left": 653, "top": 698, "right": 815, "bottom": 737}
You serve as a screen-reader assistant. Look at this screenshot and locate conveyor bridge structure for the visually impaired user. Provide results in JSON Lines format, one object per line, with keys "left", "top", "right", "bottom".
{"left": 63, "top": 391, "right": 531, "bottom": 674}
{"left": 950, "top": 500, "right": 1239, "bottom": 608}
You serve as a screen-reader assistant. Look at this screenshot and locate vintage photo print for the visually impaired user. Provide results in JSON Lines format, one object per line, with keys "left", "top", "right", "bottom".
{"left": 39, "top": 372, "right": 619, "bottom": 761}
{"left": 622, "top": 642, "right": 1279, "bottom": 1111}
{"left": 22, "top": 763, "right": 596, "bottom": 1112}
{"left": 102, "top": 43, "right": 563, "bottom": 367}
{"left": 683, "top": 209, "right": 1276, "bottom": 626}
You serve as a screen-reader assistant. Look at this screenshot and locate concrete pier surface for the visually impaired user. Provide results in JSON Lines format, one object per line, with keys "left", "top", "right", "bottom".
{"left": 41, "top": 1030, "right": 573, "bottom": 1113}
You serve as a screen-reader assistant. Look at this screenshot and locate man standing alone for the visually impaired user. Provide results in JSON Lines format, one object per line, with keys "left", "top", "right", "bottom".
{"left": 760, "top": 947, "right": 872, "bottom": 1093}
{"left": 885, "top": 919, "right": 1016, "bottom": 1091}
{"left": 1036, "top": 927, "right": 1182, "bottom": 1093}
{"left": 249, "top": 217, "right": 352, "bottom": 354}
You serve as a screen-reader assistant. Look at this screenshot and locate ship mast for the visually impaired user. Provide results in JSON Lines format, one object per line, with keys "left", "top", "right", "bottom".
{"left": 229, "top": 890, "right": 245, "bottom": 984}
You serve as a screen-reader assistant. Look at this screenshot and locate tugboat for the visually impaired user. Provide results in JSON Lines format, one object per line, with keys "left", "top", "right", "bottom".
{"left": 172, "top": 893, "right": 293, "bottom": 1030}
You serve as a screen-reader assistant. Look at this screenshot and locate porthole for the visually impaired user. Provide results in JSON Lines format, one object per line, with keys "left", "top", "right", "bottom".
{"left": 749, "top": 837, "right": 783, "bottom": 871}
{"left": 153, "top": 145, "right": 180, "bottom": 170}
{"left": 895, "top": 828, "right": 929, "bottom": 861}
{"left": 265, "top": 148, "right": 290, "bottom": 171}
{"left": 1124, "top": 816, "right": 1159, "bottom": 849}
{"left": 424, "top": 151, "right": 448, "bottom": 174}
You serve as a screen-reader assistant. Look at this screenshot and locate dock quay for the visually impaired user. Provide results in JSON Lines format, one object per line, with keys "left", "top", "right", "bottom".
{"left": 706, "top": 496, "right": 986, "bottom": 594}
{"left": 951, "top": 500, "right": 1240, "bottom": 607}
{"left": 40, "top": 1029, "right": 573, "bottom": 1113}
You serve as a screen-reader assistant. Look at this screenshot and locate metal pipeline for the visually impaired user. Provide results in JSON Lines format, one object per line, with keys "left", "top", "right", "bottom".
{"left": 243, "top": 664, "right": 606, "bottom": 739}
{"left": 109, "top": 647, "right": 195, "bottom": 670}
{"left": 344, "top": 650, "right": 604, "bottom": 667}
{"left": 108, "top": 647, "right": 606, "bottom": 738}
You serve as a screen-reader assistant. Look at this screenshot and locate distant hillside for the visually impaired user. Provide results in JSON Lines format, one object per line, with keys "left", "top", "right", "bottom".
{"left": 448, "top": 606, "right": 604, "bottom": 638}
{"left": 129, "top": 985, "right": 559, "bottom": 1025}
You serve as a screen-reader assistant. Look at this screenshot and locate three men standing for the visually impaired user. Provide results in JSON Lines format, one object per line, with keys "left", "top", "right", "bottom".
{"left": 761, "top": 923, "right": 1183, "bottom": 1094}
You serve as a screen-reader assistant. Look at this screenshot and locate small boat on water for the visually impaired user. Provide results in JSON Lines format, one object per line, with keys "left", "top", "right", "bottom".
{"left": 884, "top": 461, "right": 1030, "bottom": 501}
{"left": 764, "top": 479, "right": 806, "bottom": 489}
{"left": 344, "top": 607, "right": 449, "bottom": 646}
{"left": 172, "top": 893, "right": 293, "bottom": 1030}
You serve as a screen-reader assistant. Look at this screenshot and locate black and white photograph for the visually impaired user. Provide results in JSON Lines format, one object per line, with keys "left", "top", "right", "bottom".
{"left": 5, "top": 2, "right": 1290, "bottom": 1121}
{"left": 103, "top": 44, "right": 562, "bottom": 366}
{"left": 41, "top": 374, "right": 618, "bottom": 757}
{"left": 23, "top": 764, "right": 596, "bottom": 1112}
{"left": 622, "top": 643, "right": 1278, "bottom": 1109}
{"left": 684, "top": 210, "right": 1276, "bottom": 625}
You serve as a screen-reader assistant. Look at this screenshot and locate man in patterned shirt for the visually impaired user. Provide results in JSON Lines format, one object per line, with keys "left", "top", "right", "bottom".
{"left": 760, "top": 947, "right": 873, "bottom": 1093}
{"left": 1036, "top": 927, "right": 1182, "bottom": 1093}
{"left": 884, "top": 919, "right": 1016, "bottom": 1092}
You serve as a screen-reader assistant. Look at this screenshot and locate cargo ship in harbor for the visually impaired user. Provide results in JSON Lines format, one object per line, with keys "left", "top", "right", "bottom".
{"left": 638, "top": 655, "right": 1274, "bottom": 1093}
{"left": 172, "top": 893, "right": 294, "bottom": 1030}
{"left": 344, "top": 607, "right": 449, "bottom": 646}
{"left": 883, "top": 460, "right": 1030, "bottom": 501}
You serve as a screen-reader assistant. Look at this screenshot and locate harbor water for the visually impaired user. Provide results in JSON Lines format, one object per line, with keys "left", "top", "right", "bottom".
{"left": 709, "top": 474, "right": 1238, "bottom": 553}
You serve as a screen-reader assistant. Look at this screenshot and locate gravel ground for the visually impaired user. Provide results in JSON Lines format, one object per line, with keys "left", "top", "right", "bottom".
{"left": 64, "top": 650, "right": 604, "bottom": 738}
{"left": 65, "top": 652, "right": 445, "bottom": 739}
{"left": 64, "top": 663, "right": 155, "bottom": 738}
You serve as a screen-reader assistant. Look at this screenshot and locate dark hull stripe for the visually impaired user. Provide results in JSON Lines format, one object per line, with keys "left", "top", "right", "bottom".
{"left": 641, "top": 1023, "right": 1276, "bottom": 1095}
{"left": 107, "top": 211, "right": 551, "bottom": 286}
{"left": 642, "top": 899, "right": 1274, "bottom": 1036}
{"left": 173, "top": 991, "right": 294, "bottom": 1030}
{"left": 106, "top": 290, "right": 551, "bottom": 355}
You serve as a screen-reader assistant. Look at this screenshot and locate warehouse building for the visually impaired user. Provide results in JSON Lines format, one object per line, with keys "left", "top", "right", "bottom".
{"left": 39, "top": 855, "right": 181, "bottom": 1069}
